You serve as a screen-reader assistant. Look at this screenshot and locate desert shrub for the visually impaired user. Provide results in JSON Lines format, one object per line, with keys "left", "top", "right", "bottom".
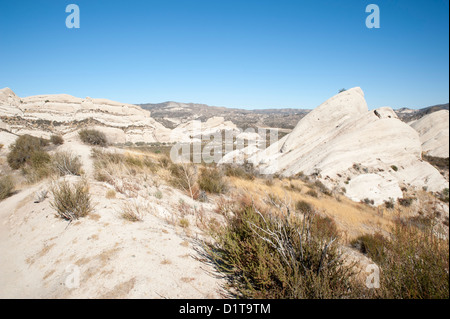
{"left": 384, "top": 198, "right": 395, "bottom": 209}
{"left": 314, "top": 180, "right": 332, "bottom": 196}
{"left": 295, "top": 200, "right": 313, "bottom": 214}
{"left": 398, "top": 197, "right": 414, "bottom": 207}
{"left": 406, "top": 215, "right": 433, "bottom": 231}
{"left": 169, "top": 162, "right": 198, "bottom": 199}
{"left": 21, "top": 150, "right": 52, "bottom": 182}
{"left": 121, "top": 201, "right": 144, "bottom": 222}
{"left": 154, "top": 190, "right": 163, "bottom": 199}
{"left": 158, "top": 156, "right": 171, "bottom": 168}
{"left": 295, "top": 171, "right": 310, "bottom": 182}
{"left": 29, "top": 150, "right": 51, "bottom": 168}
{"left": 351, "top": 232, "right": 388, "bottom": 263}
{"left": 50, "top": 134, "right": 64, "bottom": 145}
{"left": 0, "top": 175, "right": 14, "bottom": 201}
{"left": 50, "top": 179, "right": 92, "bottom": 221}
{"left": 52, "top": 152, "right": 83, "bottom": 176}
{"left": 438, "top": 188, "right": 449, "bottom": 203}
{"left": 198, "top": 167, "right": 227, "bottom": 194}
{"left": 78, "top": 129, "right": 107, "bottom": 147}
{"left": 223, "top": 162, "right": 257, "bottom": 180}
{"left": 179, "top": 218, "right": 189, "bottom": 228}
{"left": 7, "top": 135, "right": 49, "bottom": 169}
{"left": 363, "top": 198, "right": 374, "bottom": 205}
{"left": 354, "top": 223, "right": 449, "bottom": 299}
{"left": 423, "top": 154, "right": 449, "bottom": 170}
{"left": 204, "top": 204, "right": 360, "bottom": 298}
{"left": 306, "top": 189, "right": 318, "bottom": 198}
{"left": 390, "top": 165, "right": 398, "bottom": 172}
{"left": 106, "top": 189, "right": 116, "bottom": 199}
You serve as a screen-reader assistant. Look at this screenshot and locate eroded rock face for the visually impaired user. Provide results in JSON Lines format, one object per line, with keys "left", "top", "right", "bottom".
{"left": 246, "top": 87, "right": 448, "bottom": 203}
{"left": 0, "top": 87, "right": 172, "bottom": 143}
{"left": 170, "top": 116, "right": 239, "bottom": 143}
{"left": 410, "top": 110, "right": 449, "bottom": 158}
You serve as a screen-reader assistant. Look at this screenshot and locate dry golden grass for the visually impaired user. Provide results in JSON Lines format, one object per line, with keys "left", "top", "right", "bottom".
{"left": 226, "top": 176, "right": 399, "bottom": 242}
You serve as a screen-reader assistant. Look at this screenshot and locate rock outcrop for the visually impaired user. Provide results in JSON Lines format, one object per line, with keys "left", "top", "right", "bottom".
{"left": 410, "top": 110, "right": 449, "bottom": 158}
{"left": 243, "top": 87, "right": 447, "bottom": 205}
{"left": 0, "top": 87, "right": 172, "bottom": 144}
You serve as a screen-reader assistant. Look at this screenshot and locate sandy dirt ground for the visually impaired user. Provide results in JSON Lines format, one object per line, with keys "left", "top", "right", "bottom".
{"left": 0, "top": 138, "right": 225, "bottom": 299}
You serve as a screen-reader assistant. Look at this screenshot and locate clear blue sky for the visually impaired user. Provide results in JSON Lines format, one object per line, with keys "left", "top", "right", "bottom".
{"left": 0, "top": 0, "right": 448, "bottom": 110}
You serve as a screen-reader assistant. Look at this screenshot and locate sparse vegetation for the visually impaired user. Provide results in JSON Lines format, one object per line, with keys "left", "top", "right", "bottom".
{"left": 398, "top": 197, "right": 414, "bottom": 207}
{"left": 306, "top": 189, "right": 318, "bottom": 198}
{"left": 438, "top": 188, "right": 449, "bottom": 203}
{"left": 79, "top": 129, "right": 108, "bottom": 147}
{"left": 295, "top": 200, "right": 313, "bottom": 214}
{"left": 169, "top": 162, "right": 198, "bottom": 199}
{"left": 223, "top": 162, "right": 257, "bottom": 180}
{"left": 179, "top": 218, "right": 190, "bottom": 228}
{"left": 52, "top": 151, "right": 83, "bottom": 176}
{"left": 384, "top": 198, "right": 395, "bottom": 209}
{"left": 121, "top": 202, "right": 144, "bottom": 222}
{"left": 204, "top": 201, "right": 361, "bottom": 298}
{"left": 154, "top": 190, "right": 163, "bottom": 199}
{"left": 313, "top": 180, "right": 332, "bottom": 196}
{"left": 106, "top": 189, "right": 116, "bottom": 199}
{"left": 50, "top": 179, "right": 92, "bottom": 221}
{"left": 354, "top": 222, "right": 449, "bottom": 299}
{"left": 0, "top": 175, "right": 15, "bottom": 201}
{"left": 50, "top": 134, "right": 64, "bottom": 145}
{"left": 198, "top": 167, "right": 227, "bottom": 194}
{"left": 7, "top": 134, "right": 49, "bottom": 170}
{"left": 423, "top": 154, "right": 449, "bottom": 170}
{"left": 391, "top": 165, "right": 398, "bottom": 172}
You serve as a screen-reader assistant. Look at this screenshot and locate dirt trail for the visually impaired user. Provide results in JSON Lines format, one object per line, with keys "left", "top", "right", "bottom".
{"left": 0, "top": 137, "right": 225, "bottom": 299}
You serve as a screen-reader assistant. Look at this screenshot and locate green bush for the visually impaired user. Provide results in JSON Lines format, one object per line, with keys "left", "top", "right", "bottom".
{"left": 223, "top": 162, "right": 257, "bottom": 180}
{"left": 384, "top": 198, "right": 395, "bottom": 209}
{"left": 314, "top": 180, "right": 332, "bottom": 196}
{"left": 306, "top": 189, "right": 318, "bottom": 198}
{"left": 351, "top": 232, "right": 388, "bottom": 263}
{"left": 198, "top": 167, "right": 227, "bottom": 194}
{"left": 398, "top": 197, "right": 414, "bottom": 207}
{"left": 0, "top": 175, "right": 15, "bottom": 201}
{"left": 50, "top": 134, "right": 64, "bottom": 145}
{"left": 7, "top": 135, "right": 48, "bottom": 169}
{"left": 78, "top": 129, "right": 108, "bottom": 147}
{"left": 295, "top": 200, "right": 313, "bottom": 214}
{"left": 204, "top": 204, "right": 360, "bottom": 298}
{"left": 352, "top": 224, "right": 449, "bottom": 299}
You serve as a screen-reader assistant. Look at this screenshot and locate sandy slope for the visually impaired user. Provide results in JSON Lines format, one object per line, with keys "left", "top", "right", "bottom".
{"left": 0, "top": 139, "right": 225, "bottom": 299}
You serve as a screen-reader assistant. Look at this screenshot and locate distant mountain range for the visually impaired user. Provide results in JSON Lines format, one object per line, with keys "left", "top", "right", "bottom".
{"left": 138, "top": 101, "right": 449, "bottom": 130}
{"left": 138, "top": 101, "right": 310, "bottom": 130}
{"left": 394, "top": 103, "right": 449, "bottom": 123}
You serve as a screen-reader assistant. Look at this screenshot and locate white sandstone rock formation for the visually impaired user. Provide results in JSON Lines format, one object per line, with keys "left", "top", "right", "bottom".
{"left": 0, "top": 87, "right": 171, "bottom": 144}
{"left": 242, "top": 87, "right": 447, "bottom": 205}
{"left": 169, "top": 116, "right": 239, "bottom": 143}
{"left": 410, "top": 110, "right": 449, "bottom": 158}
